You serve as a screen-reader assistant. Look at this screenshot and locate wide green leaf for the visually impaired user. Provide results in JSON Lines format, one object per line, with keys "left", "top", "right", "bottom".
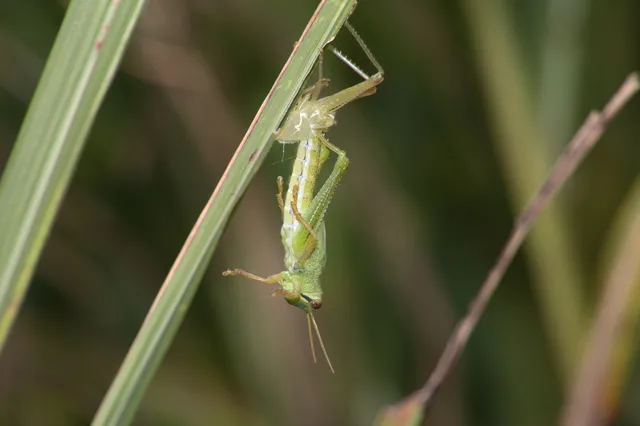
{"left": 0, "top": 0, "right": 146, "bottom": 351}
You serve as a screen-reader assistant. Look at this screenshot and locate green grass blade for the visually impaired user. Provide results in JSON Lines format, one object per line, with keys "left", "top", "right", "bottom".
{"left": 91, "top": 1, "right": 356, "bottom": 424}
{"left": 462, "top": 0, "right": 587, "bottom": 381}
{"left": 0, "top": 0, "right": 146, "bottom": 351}
{"left": 373, "top": 396, "right": 424, "bottom": 426}
{"left": 582, "top": 176, "right": 640, "bottom": 420}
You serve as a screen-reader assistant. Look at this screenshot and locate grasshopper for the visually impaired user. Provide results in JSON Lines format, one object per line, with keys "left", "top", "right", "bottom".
{"left": 223, "top": 22, "right": 383, "bottom": 372}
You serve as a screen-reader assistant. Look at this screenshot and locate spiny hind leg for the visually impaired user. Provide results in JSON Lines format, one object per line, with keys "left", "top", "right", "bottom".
{"left": 300, "top": 135, "right": 349, "bottom": 239}
{"left": 276, "top": 176, "right": 285, "bottom": 214}
{"left": 222, "top": 269, "right": 282, "bottom": 285}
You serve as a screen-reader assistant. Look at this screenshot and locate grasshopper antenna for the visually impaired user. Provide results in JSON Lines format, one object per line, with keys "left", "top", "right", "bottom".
{"left": 307, "top": 312, "right": 335, "bottom": 373}
{"left": 306, "top": 312, "right": 318, "bottom": 364}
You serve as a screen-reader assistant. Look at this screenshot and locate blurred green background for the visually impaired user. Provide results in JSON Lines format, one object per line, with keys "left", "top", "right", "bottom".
{"left": 1, "top": 0, "right": 639, "bottom": 425}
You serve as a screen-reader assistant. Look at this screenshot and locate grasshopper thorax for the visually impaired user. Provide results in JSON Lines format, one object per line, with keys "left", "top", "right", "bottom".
{"left": 276, "top": 97, "right": 337, "bottom": 143}
{"left": 301, "top": 102, "right": 336, "bottom": 132}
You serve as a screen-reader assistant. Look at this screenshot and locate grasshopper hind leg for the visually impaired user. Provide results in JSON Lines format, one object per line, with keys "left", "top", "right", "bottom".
{"left": 290, "top": 184, "right": 319, "bottom": 265}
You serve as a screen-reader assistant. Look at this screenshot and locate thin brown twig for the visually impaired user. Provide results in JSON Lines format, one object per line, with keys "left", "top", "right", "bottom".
{"left": 381, "top": 72, "right": 639, "bottom": 418}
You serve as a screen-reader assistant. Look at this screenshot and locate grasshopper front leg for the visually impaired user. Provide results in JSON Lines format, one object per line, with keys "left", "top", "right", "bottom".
{"left": 277, "top": 176, "right": 285, "bottom": 214}
{"left": 222, "top": 269, "right": 282, "bottom": 285}
{"left": 223, "top": 269, "right": 303, "bottom": 300}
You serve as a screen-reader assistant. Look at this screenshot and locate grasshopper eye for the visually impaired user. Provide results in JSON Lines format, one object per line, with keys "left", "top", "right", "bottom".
{"left": 310, "top": 300, "right": 322, "bottom": 310}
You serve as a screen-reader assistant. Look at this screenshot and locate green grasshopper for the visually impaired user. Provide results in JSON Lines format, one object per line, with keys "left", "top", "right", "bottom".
{"left": 223, "top": 22, "right": 383, "bottom": 372}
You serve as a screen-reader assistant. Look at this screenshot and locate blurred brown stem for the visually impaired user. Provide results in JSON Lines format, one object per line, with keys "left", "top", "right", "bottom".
{"left": 378, "top": 72, "right": 639, "bottom": 421}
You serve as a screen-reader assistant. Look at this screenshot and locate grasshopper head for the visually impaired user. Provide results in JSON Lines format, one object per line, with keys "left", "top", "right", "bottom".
{"left": 284, "top": 292, "right": 323, "bottom": 313}
{"left": 279, "top": 272, "right": 323, "bottom": 313}
{"left": 278, "top": 277, "right": 333, "bottom": 372}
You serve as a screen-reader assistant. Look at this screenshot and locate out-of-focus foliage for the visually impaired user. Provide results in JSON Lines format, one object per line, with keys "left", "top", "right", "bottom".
{"left": 0, "top": 0, "right": 638, "bottom": 425}
{"left": 0, "top": 0, "right": 146, "bottom": 361}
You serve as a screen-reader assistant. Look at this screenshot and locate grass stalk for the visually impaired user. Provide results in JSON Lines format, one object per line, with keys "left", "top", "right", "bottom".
{"left": 0, "top": 0, "right": 146, "bottom": 353}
